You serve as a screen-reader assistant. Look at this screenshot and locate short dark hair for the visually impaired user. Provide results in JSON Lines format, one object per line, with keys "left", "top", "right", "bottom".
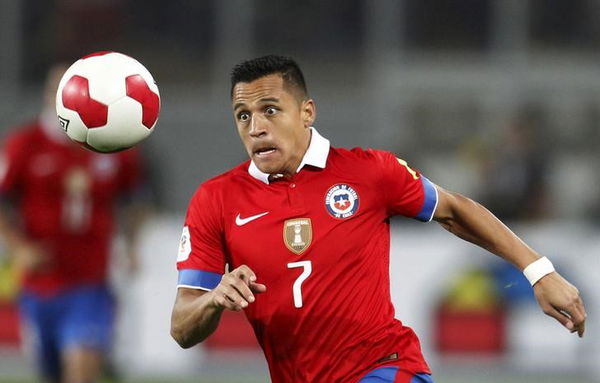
{"left": 230, "top": 55, "right": 308, "bottom": 100}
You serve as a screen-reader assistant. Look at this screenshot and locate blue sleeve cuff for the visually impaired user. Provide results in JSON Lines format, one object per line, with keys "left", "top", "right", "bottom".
{"left": 177, "top": 269, "right": 223, "bottom": 291}
{"left": 415, "top": 176, "right": 438, "bottom": 222}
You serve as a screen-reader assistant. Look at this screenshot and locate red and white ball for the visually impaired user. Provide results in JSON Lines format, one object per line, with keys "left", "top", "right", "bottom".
{"left": 56, "top": 51, "right": 160, "bottom": 153}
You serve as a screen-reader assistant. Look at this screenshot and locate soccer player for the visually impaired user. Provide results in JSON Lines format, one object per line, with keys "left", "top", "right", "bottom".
{"left": 0, "top": 64, "right": 149, "bottom": 383}
{"left": 170, "top": 55, "right": 586, "bottom": 383}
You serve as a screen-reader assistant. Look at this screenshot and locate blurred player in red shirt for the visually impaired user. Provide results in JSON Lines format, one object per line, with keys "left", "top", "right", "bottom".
{"left": 170, "top": 55, "right": 586, "bottom": 383}
{"left": 0, "top": 64, "right": 149, "bottom": 383}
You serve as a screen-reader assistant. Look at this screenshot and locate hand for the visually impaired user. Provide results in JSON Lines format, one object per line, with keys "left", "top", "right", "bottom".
{"left": 125, "top": 248, "right": 140, "bottom": 275}
{"left": 533, "top": 272, "right": 586, "bottom": 337}
{"left": 209, "top": 265, "right": 267, "bottom": 312}
{"left": 13, "top": 241, "right": 50, "bottom": 272}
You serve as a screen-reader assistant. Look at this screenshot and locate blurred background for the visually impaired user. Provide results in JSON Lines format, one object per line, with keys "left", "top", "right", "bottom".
{"left": 0, "top": 0, "right": 598, "bottom": 382}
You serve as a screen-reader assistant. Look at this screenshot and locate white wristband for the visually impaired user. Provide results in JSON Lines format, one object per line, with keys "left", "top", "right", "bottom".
{"left": 523, "top": 257, "right": 555, "bottom": 286}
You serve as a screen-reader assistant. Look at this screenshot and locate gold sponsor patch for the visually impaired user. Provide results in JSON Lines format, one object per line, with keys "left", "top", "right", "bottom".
{"left": 283, "top": 218, "right": 312, "bottom": 254}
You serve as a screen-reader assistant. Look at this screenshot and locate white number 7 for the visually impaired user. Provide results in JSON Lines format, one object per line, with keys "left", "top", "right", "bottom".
{"left": 287, "top": 261, "right": 312, "bottom": 308}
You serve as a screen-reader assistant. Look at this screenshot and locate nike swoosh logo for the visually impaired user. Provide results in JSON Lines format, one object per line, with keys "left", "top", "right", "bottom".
{"left": 235, "top": 212, "right": 269, "bottom": 226}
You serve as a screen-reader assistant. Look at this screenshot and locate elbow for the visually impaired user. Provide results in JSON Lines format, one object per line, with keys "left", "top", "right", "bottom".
{"left": 170, "top": 323, "right": 198, "bottom": 349}
{"left": 433, "top": 191, "right": 479, "bottom": 233}
{"left": 170, "top": 291, "right": 217, "bottom": 349}
{"left": 171, "top": 331, "right": 195, "bottom": 349}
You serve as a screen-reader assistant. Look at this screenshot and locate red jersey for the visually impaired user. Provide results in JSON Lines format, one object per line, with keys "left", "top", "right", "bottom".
{"left": 0, "top": 119, "right": 142, "bottom": 295}
{"left": 177, "top": 129, "right": 438, "bottom": 382}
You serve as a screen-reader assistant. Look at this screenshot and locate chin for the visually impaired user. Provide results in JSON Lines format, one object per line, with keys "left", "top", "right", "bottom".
{"left": 254, "top": 160, "right": 283, "bottom": 175}
{"left": 256, "top": 163, "right": 279, "bottom": 174}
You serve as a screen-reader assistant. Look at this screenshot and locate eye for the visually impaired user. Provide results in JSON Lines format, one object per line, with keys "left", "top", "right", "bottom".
{"left": 237, "top": 112, "right": 250, "bottom": 122}
{"left": 265, "top": 106, "right": 278, "bottom": 116}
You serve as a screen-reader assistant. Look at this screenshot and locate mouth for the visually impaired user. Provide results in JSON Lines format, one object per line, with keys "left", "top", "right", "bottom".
{"left": 253, "top": 146, "right": 278, "bottom": 158}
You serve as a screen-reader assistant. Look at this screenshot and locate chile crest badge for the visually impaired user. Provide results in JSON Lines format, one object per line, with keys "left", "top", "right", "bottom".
{"left": 325, "top": 184, "right": 359, "bottom": 219}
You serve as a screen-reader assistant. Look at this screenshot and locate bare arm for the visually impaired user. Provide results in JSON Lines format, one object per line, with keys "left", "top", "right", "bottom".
{"left": 0, "top": 199, "right": 25, "bottom": 249}
{"left": 120, "top": 201, "right": 151, "bottom": 273}
{"left": 432, "top": 185, "right": 586, "bottom": 337}
{"left": 170, "top": 265, "right": 266, "bottom": 348}
{"left": 170, "top": 288, "right": 224, "bottom": 348}
{"left": 0, "top": 201, "right": 48, "bottom": 271}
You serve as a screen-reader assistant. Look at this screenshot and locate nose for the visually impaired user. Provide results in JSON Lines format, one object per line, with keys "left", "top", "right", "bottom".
{"left": 249, "top": 114, "right": 267, "bottom": 138}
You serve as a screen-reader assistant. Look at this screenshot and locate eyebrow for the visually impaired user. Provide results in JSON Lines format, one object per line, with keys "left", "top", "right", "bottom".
{"left": 233, "top": 97, "right": 280, "bottom": 111}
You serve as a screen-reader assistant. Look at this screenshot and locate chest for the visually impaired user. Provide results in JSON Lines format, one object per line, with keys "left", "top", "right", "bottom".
{"left": 223, "top": 174, "right": 386, "bottom": 280}
{"left": 23, "top": 147, "right": 121, "bottom": 197}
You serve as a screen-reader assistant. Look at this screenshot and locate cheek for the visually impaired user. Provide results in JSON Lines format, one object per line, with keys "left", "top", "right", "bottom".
{"left": 241, "top": 136, "right": 252, "bottom": 150}
{"left": 237, "top": 124, "right": 249, "bottom": 138}
{"left": 237, "top": 130, "right": 251, "bottom": 148}
{"left": 277, "top": 120, "right": 298, "bottom": 141}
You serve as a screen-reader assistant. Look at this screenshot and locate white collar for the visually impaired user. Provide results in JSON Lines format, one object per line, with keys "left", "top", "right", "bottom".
{"left": 248, "top": 127, "right": 330, "bottom": 184}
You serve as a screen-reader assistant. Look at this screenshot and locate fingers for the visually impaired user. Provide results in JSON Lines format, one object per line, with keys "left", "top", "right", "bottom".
{"left": 552, "top": 307, "right": 586, "bottom": 338}
{"left": 542, "top": 299, "right": 586, "bottom": 337}
{"left": 250, "top": 281, "right": 267, "bottom": 293}
{"left": 218, "top": 276, "right": 254, "bottom": 311}
{"left": 212, "top": 265, "right": 265, "bottom": 312}
{"left": 215, "top": 284, "right": 252, "bottom": 311}
{"left": 233, "top": 265, "right": 267, "bottom": 294}
{"left": 576, "top": 320, "right": 585, "bottom": 338}
{"left": 567, "top": 295, "right": 587, "bottom": 337}
{"left": 235, "top": 264, "right": 257, "bottom": 283}
{"left": 544, "top": 306, "right": 574, "bottom": 331}
{"left": 554, "top": 291, "right": 587, "bottom": 338}
{"left": 534, "top": 273, "right": 587, "bottom": 338}
{"left": 542, "top": 304, "right": 586, "bottom": 337}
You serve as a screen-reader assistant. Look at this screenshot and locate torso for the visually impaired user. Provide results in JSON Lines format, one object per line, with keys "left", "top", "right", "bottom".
{"left": 183, "top": 147, "right": 432, "bottom": 382}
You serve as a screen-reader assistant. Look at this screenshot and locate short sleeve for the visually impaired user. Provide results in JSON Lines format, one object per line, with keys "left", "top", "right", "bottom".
{"left": 176, "top": 185, "right": 226, "bottom": 290}
{"left": 375, "top": 150, "right": 438, "bottom": 222}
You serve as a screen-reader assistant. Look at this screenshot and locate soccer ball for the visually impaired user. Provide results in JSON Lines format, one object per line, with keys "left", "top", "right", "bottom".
{"left": 55, "top": 51, "right": 160, "bottom": 153}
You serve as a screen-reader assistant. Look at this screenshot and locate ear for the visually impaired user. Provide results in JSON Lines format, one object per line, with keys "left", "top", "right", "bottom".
{"left": 301, "top": 99, "right": 316, "bottom": 128}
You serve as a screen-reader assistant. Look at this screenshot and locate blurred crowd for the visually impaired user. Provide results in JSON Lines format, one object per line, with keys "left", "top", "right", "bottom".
{"left": 1, "top": 1, "right": 599, "bottom": 382}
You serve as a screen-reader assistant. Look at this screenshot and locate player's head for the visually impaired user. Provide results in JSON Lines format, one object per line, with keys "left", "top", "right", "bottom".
{"left": 230, "top": 55, "right": 308, "bottom": 101}
{"left": 231, "top": 55, "right": 316, "bottom": 178}
{"left": 43, "top": 63, "right": 70, "bottom": 110}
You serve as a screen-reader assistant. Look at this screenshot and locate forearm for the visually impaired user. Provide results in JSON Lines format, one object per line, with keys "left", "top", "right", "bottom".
{"left": 434, "top": 190, "right": 539, "bottom": 270}
{"left": 122, "top": 203, "right": 149, "bottom": 252}
{"left": 170, "top": 290, "right": 224, "bottom": 348}
{"left": 0, "top": 207, "right": 48, "bottom": 270}
{"left": 0, "top": 207, "right": 26, "bottom": 251}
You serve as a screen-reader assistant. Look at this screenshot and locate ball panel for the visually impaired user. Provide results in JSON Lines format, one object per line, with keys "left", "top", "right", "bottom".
{"left": 61, "top": 75, "right": 109, "bottom": 128}
{"left": 86, "top": 97, "right": 152, "bottom": 152}
{"left": 125, "top": 74, "right": 160, "bottom": 129}
{"left": 81, "top": 50, "right": 113, "bottom": 59}
{"left": 70, "top": 136, "right": 104, "bottom": 152}
{"left": 80, "top": 54, "right": 128, "bottom": 104}
{"left": 87, "top": 53, "right": 158, "bottom": 105}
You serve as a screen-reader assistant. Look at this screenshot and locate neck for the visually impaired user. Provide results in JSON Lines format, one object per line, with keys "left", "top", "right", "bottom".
{"left": 284, "top": 128, "right": 312, "bottom": 177}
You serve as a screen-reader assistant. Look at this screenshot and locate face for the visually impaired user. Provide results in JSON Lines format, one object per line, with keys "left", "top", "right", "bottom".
{"left": 44, "top": 64, "right": 69, "bottom": 110}
{"left": 232, "top": 74, "right": 315, "bottom": 177}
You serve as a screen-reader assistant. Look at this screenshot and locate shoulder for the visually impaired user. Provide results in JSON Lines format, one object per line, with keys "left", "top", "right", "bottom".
{"left": 185, "top": 161, "right": 251, "bottom": 224}
{"left": 328, "top": 147, "right": 418, "bottom": 186}
{"left": 189, "top": 161, "right": 251, "bottom": 204}
{"left": 1, "top": 121, "right": 42, "bottom": 156}
{"left": 201, "top": 161, "right": 250, "bottom": 190}
{"left": 2, "top": 121, "right": 40, "bottom": 145}
{"left": 329, "top": 146, "right": 397, "bottom": 167}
